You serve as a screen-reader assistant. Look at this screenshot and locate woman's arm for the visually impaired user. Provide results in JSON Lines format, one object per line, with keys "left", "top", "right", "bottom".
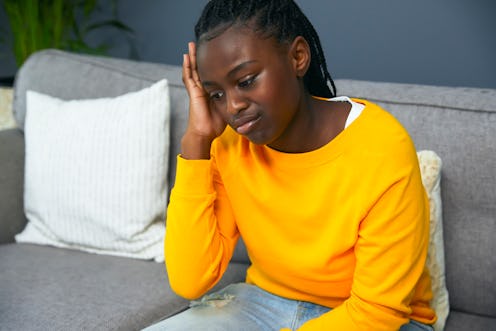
{"left": 165, "top": 42, "right": 237, "bottom": 299}
{"left": 165, "top": 156, "right": 238, "bottom": 299}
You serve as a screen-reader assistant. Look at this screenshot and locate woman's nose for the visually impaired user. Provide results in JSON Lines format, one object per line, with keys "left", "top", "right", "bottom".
{"left": 226, "top": 91, "right": 248, "bottom": 115}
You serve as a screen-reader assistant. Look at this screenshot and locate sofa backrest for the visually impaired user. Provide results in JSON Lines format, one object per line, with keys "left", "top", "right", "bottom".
{"left": 337, "top": 79, "right": 496, "bottom": 318}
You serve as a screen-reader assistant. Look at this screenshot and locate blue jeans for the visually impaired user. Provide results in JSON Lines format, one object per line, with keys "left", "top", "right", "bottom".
{"left": 143, "top": 283, "right": 434, "bottom": 331}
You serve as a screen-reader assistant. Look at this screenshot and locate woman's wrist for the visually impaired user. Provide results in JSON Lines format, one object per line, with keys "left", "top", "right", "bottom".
{"left": 180, "top": 131, "right": 214, "bottom": 160}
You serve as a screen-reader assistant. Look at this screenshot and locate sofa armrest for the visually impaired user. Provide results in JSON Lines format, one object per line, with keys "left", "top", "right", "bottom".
{"left": 0, "top": 128, "right": 27, "bottom": 243}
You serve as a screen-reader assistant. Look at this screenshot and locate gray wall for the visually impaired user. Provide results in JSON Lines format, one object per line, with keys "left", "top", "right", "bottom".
{"left": 1, "top": 0, "right": 495, "bottom": 89}
{"left": 0, "top": 0, "right": 17, "bottom": 78}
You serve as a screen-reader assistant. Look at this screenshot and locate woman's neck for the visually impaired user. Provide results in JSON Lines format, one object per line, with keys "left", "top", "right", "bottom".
{"left": 267, "top": 93, "right": 351, "bottom": 154}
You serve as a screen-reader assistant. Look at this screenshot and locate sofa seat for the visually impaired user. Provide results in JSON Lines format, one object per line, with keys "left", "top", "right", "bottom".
{"left": 0, "top": 243, "right": 248, "bottom": 330}
{"left": 445, "top": 310, "right": 496, "bottom": 330}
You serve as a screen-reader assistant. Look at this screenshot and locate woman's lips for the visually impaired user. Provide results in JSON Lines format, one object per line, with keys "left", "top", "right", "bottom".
{"left": 233, "top": 114, "right": 261, "bottom": 135}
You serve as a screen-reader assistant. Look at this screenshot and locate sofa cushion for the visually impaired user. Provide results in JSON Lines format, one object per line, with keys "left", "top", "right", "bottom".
{"left": 444, "top": 310, "right": 496, "bottom": 330}
{"left": 16, "top": 80, "right": 169, "bottom": 261}
{"left": 0, "top": 243, "right": 248, "bottom": 330}
{"left": 337, "top": 79, "right": 496, "bottom": 318}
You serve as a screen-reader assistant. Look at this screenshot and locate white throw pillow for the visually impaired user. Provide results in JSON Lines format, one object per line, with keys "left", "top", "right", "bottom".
{"left": 16, "top": 80, "right": 170, "bottom": 262}
{"left": 417, "top": 150, "right": 449, "bottom": 331}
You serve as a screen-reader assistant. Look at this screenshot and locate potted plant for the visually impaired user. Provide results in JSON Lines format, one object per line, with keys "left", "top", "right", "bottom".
{"left": 1, "top": 0, "right": 135, "bottom": 75}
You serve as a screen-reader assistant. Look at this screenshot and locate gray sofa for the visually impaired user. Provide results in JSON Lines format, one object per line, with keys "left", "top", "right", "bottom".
{"left": 0, "top": 49, "right": 494, "bottom": 330}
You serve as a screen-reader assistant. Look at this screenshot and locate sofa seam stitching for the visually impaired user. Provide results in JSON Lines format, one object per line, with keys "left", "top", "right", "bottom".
{"left": 356, "top": 97, "right": 496, "bottom": 114}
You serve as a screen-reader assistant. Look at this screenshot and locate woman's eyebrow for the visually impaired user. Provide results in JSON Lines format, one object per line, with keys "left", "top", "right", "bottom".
{"left": 227, "top": 60, "right": 258, "bottom": 78}
{"left": 202, "top": 60, "right": 258, "bottom": 88}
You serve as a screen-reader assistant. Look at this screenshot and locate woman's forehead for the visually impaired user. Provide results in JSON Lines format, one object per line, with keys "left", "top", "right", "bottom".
{"left": 196, "top": 25, "right": 285, "bottom": 76}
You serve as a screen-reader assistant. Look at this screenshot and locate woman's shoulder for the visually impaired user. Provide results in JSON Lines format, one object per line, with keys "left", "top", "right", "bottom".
{"left": 347, "top": 99, "right": 417, "bottom": 160}
{"left": 353, "top": 99, "right": 411, "bottom": 140}
{"left": 352, "top": 98, "right": 400, "bottom": 125}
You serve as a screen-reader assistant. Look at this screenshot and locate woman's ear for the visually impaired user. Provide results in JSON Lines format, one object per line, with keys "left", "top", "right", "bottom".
{"left": 289, "top": 36, "right": 311, "bottom": 78}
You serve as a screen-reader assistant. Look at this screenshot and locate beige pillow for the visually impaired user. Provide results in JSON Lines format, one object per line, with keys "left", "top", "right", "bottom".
{"left": 417, "top": 150, "right": 449, "bottom": 331}
{"left": 0, "top": 87, "right": 16, "bottom": 130}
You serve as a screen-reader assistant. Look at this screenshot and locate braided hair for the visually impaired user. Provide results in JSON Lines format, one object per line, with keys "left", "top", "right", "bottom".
{"left": 194, "top": 0, "right": 337, "bottom": 98}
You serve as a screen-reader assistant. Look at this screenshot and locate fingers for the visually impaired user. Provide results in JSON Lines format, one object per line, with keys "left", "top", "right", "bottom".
{"left": 182, "top": 53, "right": 194, "bottom": 92}
{"left": 188, "top": 42, "right": 202, "bottom": 87}
{"left": 182, "top": 42, "right": 203, "bottom": 95}
{"left": 182, "top": 53, "right": 191, "bottom": 80}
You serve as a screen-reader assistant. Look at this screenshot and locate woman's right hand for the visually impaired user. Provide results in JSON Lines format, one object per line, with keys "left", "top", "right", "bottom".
{"left": 181, "top": 42, "right": 227, "bottom": 159}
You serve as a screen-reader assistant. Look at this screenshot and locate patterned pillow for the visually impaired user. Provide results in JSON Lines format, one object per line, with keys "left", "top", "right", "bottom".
{"left": 417, "top": 150, "right": 449, "bottom": 331}
{"left": 0, "top": 87, "right": 16, "bottom": 130}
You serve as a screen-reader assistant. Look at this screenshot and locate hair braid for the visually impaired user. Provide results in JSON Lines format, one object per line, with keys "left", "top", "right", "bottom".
{"left": 299, "top": 13, "right": 337, "bottom": 98}
{"left": 194, "top": 0, "right": 337, "bottom": 98}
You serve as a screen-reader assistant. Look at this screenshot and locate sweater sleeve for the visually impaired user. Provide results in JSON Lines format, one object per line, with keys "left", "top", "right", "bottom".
{"left": 165, "top": 155, "right": 239, "bottom": 300}
{"left": 296, "top": 151, "right": 431, "bottom": 331}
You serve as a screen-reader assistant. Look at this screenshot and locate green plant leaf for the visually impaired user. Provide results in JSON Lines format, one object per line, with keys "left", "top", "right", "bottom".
{"left": 84, "top": 19, "right": 134, "bottom": 34}
{"left": 82, "top": 0, "right": 98, "bottom": 17}
{"left": 2, "top": 0, "right": 136, "bottom": 67}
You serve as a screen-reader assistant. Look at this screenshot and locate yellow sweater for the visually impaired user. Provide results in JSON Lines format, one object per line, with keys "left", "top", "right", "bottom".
{"left": 165, "top": 99, "right": 437, "bottom": 330}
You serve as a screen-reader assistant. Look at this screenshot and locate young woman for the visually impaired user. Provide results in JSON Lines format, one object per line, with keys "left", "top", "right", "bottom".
{"left": 146, "top": 0, "right": 437, "bottom": 330}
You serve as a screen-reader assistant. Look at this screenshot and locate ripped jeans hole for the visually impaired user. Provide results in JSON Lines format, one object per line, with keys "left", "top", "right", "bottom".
{"left": 190, "top": 294, "right": 236, "bottom": 308}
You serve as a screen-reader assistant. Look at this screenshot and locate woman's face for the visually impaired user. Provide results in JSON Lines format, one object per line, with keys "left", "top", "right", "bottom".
{"left": 196, "top": 25, "right": 309, "bottom": 149}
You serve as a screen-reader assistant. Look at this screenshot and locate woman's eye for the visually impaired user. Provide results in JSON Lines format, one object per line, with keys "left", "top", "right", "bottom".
{"left": 238, "top": 76, "right": 256, "bottom": 88}
{"left": 209, "top": 91, "right": 224, "bottom": 100}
